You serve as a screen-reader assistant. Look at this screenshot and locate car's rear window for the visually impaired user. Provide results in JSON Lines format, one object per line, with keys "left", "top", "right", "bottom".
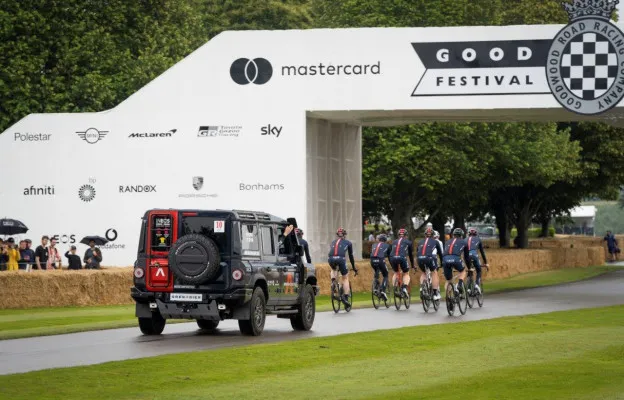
{"left": 181, "top": 216, "right": 229, "bottom": 255}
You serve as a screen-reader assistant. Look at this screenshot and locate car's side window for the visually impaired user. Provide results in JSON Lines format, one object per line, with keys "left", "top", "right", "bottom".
{"left": 241, "top": 223, "right": 260, "bottom": 257}
{"left": 260, "top": 226, "right": 275, "bottom": 256}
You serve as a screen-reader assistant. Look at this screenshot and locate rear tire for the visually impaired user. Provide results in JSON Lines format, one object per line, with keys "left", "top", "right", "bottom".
{"left": 466, "top": 276, "right": 475, "bottom": 309}
{"left": 197, "top": 320, "right": 219, "bottom": 332}
{"left": 477, "top": 282, "right": 484, "bottom": 308}
{"left": 458, "top": 283, "right": 468, "bottom": 315}
{"left": 403, "top": 286, "right": 411, "bottom": 309}
{"left": 445, "top": 285, "right": 455, "bottom": 316}
{"left": 393, "top": 283, "right": 401, "bottom": 310}
{"left": 372, "top": 280, "right": 380, "bottom": 310}
{"left": 422, "top": 283, "right": 430, "bottom": 313}
{"left": 331, "top": 281, "right": 341, "bottom": 313}
{"left": 138, "top": 312, "right": 166, "bottom": 335}
{"left": 238, "top": 287, "right": 266, "bottom": 336}
{"left": 345, "top": 287, "right": 353, "bottom": 313}
{"left": 291, "top": 284, "right": 315, "bottom": 331}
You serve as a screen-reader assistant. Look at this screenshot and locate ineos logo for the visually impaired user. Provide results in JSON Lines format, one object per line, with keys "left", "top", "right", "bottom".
{"left": 230, "top": 58, "right": 273, "bottom": 85}
{"left": 105, "top": 229, "right": 118, "bottom": 242}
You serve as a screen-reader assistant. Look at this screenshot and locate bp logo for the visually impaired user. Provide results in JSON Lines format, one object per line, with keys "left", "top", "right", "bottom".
{"left": 78, "top": 184, "right": 96, "bottom": 202}
{"left": 547, "top": 0, "right": 624, "bottom": 115}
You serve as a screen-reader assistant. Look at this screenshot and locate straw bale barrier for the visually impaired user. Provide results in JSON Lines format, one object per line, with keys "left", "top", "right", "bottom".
{"left": 0, "top": 247, "right": 604, "bottom": 308}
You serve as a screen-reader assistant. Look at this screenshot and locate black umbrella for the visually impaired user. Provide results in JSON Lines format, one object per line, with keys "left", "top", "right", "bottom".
{"left": 80, "top": 235, "right": 108, "bottom": 246}
{"left": 0, "top": 218, "right": 29, "bottom": 235}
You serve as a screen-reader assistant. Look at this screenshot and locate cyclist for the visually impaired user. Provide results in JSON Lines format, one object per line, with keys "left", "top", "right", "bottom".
{"left": 370, "top": 234, "right": 391, "bottom": 301}
{"left": 466, "top": 227, "right": 489, "bottom": 294}
{"left": 442, "top": 228, "right": 471, "bottom": 296}
{"left": 390, "top": 228, "right": 415, "bottom": 298}
{"left": 327, "top": 228, "right": 358, "bottom": 306}
{"left": 416, "top": 227, "right": 444, "bottom": 300}
{"left": 295, "top": 228, "right": 312, "bottom": 264}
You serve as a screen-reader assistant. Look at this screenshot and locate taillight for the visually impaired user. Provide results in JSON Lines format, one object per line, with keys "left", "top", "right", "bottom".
{"left": 134, "top": 267, "right": 145, "bottom": 279}
{"left": 232, "top": 269, "right": 243, "bottom": 281}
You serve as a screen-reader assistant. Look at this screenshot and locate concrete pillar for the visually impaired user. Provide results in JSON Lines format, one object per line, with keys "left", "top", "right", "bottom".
{"left": 306, "top": 118, "right": 362, "bottom": 264}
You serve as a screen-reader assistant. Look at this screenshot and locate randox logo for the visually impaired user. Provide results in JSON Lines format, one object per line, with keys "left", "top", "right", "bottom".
{"left": 77, "top": 128, "right": 108, "bottom": 144}
{"left": 546, "top": 0, "right": 624, "bottom": 115}
{"left": 128, "top": 129, "right": 177, "bottom": 138}
{"left": 119, "top": 185, "right": 157, "bottom": 193}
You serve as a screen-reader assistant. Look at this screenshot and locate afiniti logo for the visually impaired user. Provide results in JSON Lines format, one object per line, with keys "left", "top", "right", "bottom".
{"left": 230, "top": 58, "right": 273, "bottom": 85}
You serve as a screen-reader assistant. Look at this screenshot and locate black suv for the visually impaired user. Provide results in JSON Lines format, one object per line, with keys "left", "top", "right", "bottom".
{"left": 131, "top": 209, "right": 318, "bottom": 336}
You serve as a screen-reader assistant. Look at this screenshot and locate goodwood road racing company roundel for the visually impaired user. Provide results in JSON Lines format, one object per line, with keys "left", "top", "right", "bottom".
{"left": 547, "top": 1, "right": 624, "bottom": 115}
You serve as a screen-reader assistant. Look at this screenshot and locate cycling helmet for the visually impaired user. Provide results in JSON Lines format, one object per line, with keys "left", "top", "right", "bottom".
{"left": 425, "top": 227, "right": 434, "bottom": 237}
{"left": 295, "top": 228, "right": 303, "bottom": 237}
{"left": 378, "top": 234, "right": 387, "bottom": 242}
{"left": 453, "top": 228, "right": 464, "bottom": 238}
{"left": 468, "top": 227, "right": 478, "bottom": 236}
{"left": 398, "top": 228, "right": 407, "bottom": 237}
{"left": 433, "top": 230, "right": 440, "bottom": 239}
{"left": 336, "top": 228, "right": 347, "bottom": 237}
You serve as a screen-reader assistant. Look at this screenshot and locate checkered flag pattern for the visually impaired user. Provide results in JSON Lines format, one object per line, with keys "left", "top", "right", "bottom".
{"left": 561, "top": 33, "right": 618, "bottom": 100}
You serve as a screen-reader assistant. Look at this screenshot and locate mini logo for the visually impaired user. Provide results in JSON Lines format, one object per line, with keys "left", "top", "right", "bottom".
{"left": 193, "top": 176, "right": 204, "bottom": 191}
{"left": 128, "top": 129, "right": 176, "bottom": 138}
{"left": 119, "top": 185, "right": 157, "bottom": 193}
{"left": 23, "top": 185, "right": 55, "bottom": 196}
{"left": 198, "top": 125, "right": 241, "bottom": 137}
{"left": 230, "top": 58, "right": 273, "bottom": 85}
{"left": 547, "top": 0, "right": 623, "bottom": 115}
{"left": 78, "top": 184, "right": 96, "bottom": 202}
{"left": 261, "top": 124, "right": 282, "bottom": 137}
{"left": 77, "top": 128, "right": 108, "bottom": 144}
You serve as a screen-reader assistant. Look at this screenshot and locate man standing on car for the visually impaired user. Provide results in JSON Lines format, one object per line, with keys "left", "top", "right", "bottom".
{"left": 295, "top": 229, "right": 312, "bottom": 264}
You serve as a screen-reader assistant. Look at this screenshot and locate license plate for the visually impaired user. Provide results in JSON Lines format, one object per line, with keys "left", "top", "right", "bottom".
{"left": 170, "top": 293, "right": 203, "bottom": 302}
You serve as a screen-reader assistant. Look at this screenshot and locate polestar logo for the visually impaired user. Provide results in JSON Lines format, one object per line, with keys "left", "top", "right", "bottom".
{"left": 77, "top": 128, "right": 108, "bottom": 144}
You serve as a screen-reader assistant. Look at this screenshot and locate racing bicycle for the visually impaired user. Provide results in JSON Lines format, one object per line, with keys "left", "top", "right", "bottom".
{"left": 445, "top": 271, "right": 468, "bottom": 316}
{"left": 392, "top": 268, "right": 411, "bottom": 310}
{"left": 466, "top": 263, "right": 487, "bottom": 308}
{"left": 371, "top": 274, "right": 389, "bottom": 309}
{"left": 331, "top": 269, "right": 357, "bottom": 313}
{"left": 420, "top": 263, "right": 439, "bottom": 313}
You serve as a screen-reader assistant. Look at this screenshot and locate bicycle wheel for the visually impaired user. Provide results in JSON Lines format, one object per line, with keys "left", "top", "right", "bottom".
{"left": 457, "top": 283, "right": 468, "bottom": 315}
{"left": 345, "top": 287, "right": 353, "bottom": 313}
{"left": 393, "top": 283, "right": 401, "bottom": 310}
{"left": 421, "top": 283, "right": 430, "bottom": 313}
{"left": 403, "top": 285, "right": 411, "bottom": 309}
{"left": 432, "top": 287, "right": 440, "bottom": 312}
{"left": 383, "top": 286, "right": 390, "bottom": 309}
{"left": 445, "top": 284, "right": 455, "bottom": 316}
{"left": 466, "top": 276, "right": 475, "bottom": 309}
{"left": 371, "top": 280, "right": 380, "bottom": 310}
{"left": 477, "top": 281, "right": 484, "bottom": 308}
{"left": 331, "top": 282, "right": 341, "bottom": 313}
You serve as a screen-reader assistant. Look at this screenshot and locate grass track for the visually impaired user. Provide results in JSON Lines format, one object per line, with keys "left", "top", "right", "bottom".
{"left": 0, "top": 305, "right": 622, "bottom": 399}
{"left": 0, "top": 266, "right": 618, "bottom": 340}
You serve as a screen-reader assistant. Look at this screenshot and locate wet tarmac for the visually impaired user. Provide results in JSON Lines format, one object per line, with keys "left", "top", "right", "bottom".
{"left": 1, "top": 270, "right": 623, "bottom": 375}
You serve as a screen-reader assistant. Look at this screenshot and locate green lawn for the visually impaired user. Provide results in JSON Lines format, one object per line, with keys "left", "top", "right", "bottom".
{"left": 1, "top": 305, "right": 622, "bottom": 399}
{"left": 0, "top": 266, "right": 617, "bottom": 340}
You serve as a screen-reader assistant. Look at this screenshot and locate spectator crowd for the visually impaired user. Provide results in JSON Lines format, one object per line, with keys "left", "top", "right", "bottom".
{"left": 0, "top": 235, "right": 102, "bottom": 271}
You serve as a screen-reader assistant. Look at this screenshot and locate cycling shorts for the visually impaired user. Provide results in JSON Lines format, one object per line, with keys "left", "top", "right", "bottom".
{"left": 468, "top": 250, "right": 481, "bottom": 270}
{"left": 370, "top": 257, "right": 387, "bottom": 268}
{"left": 390, "top": 256, "right": 409, "bottom": 273}
{"left": 328, "top": 256, "right": 348, "bottom": 276}
{"left": 442, "top": 255, "right": 465, "bottom": 280}
{"left": 417, "top": 256, "right": 437, "bottom": 272}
